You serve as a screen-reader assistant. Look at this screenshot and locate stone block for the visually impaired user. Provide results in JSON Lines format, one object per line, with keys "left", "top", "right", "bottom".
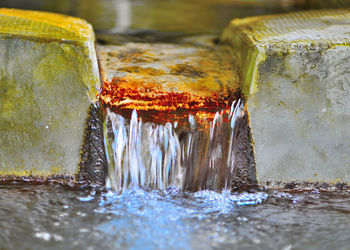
{"left": 222, "top": 9, "right": 350, "bottom": 184}
{"left": 0, "top": 9, "right": 100, "bottom": 177}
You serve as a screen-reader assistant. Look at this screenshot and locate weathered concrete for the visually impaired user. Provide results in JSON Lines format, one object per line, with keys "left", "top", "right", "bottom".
{"left": 222, "top": 9, "right": 350, "bottom": 184}
{"left": 0, "top": 9, "right": 100, "bottom": 177}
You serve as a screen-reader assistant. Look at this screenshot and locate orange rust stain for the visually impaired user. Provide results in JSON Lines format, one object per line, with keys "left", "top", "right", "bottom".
{"left": 100, "top": 78, "right": 234, "bottom": 124}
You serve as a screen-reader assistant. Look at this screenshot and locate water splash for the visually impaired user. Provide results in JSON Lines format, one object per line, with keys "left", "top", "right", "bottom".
{"left": 104, "top": 100, "right": 254, "bottom": 193}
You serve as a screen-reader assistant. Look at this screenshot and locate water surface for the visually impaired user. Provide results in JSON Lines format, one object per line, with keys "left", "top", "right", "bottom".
{"left": 0, "top": 1, "right": 348, "bottom": 250}
{"left": 1, "top": 184, "right": 350, "bottom": 249}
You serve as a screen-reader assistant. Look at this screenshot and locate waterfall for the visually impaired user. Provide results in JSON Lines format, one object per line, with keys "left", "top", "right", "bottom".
{"left": 104, "top": 100, "right": 254, "bottom": 193}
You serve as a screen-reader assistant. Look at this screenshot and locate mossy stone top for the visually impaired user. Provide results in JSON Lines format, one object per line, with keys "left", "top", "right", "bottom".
{"left": 223, "top": 9, "right": 350, "bottom": 46}
{"left": 222, "top": 9, "right": 350, "bottom": 97}
{"left": 0, "top": 8, "right": 94, "bottom": 44}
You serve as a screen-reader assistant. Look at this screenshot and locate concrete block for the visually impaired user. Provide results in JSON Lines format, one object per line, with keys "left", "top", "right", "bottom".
{"left": 222, "top": 9, "right": 350, "bottom": 184}
{"left": 0, "top": 9, "right": 100, "bottom": 177}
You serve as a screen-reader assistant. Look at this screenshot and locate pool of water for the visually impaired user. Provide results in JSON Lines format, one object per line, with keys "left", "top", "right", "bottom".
{"left": 1, "top": 183, "right": 350, "bottom": 249}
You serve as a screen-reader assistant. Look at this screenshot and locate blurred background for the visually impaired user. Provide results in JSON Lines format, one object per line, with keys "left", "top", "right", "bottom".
{"left": 1, "top": 0, "right": 349, "bottom": 41}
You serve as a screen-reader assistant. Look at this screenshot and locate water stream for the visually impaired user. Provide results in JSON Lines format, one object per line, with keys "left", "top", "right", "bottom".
{"left": 104, "top": 100, "right": 256, "bottom": 193}
{"left": 1, "top": 1, "right": 350, "bottom": 249}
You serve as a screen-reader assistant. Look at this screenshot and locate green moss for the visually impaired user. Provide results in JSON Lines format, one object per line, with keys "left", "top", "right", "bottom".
{"left": 0, "top": 38, "right": 97, "bottom": 176}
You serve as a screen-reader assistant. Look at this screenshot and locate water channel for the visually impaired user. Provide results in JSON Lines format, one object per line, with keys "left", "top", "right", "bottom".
{"left": 1, "top": 0, "right": 350, "bottom": 249}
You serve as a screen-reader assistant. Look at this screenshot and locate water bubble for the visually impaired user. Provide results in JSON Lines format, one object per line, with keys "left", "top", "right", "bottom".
{"left": 52, "top": 234, "right": 63, "bottom": 242}
{"left": 78, "top": 195, "right": 95, "bottom": 202}
{"left": 79, "top": 228, "right": 90, "bottom": 233}
{"left": 77, "top": 212, "right": 88, "bottom": 217}
{"left": 35, "top": 232, "right": 51, "bottom": 241}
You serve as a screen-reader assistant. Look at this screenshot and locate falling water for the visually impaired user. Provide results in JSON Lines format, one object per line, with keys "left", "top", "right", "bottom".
{"left": 104, "top": 100, "right": 255, "bottom": 193}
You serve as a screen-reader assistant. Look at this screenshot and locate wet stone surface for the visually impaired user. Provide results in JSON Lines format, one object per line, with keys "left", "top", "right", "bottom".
{"left": 77, "top": 104, "right": 108, "bottom": 188}
{"left": 98, "top": 40, "right": 240, "bottom": 125}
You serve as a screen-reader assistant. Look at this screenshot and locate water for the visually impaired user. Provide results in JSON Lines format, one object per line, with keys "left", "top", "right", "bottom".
{"left": 1, "top": 1, "right": 349, "bottom": 249}
{"left": 104, "top": 100, "right": 256, "bottom": 193}
{"left": 1, "top": 184, "right": 350, "bottom": 249}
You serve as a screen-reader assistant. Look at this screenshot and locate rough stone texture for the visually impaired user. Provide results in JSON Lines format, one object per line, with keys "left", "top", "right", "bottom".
{"left": 0, "top": 9, "right": 100, "bottom": 177}
{"left": 229, "top": 111, "right": 257, "bottom": 191}
{"left": 77, "top": 104, "right": 108, "bottom": 188}
{"left": 222, "top": 9, "right": 350, "bottom": 184}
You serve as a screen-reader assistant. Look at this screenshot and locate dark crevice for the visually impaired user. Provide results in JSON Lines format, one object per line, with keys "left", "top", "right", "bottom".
{"left": 76, "top": 103, "right": 108, "bottom": 188}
